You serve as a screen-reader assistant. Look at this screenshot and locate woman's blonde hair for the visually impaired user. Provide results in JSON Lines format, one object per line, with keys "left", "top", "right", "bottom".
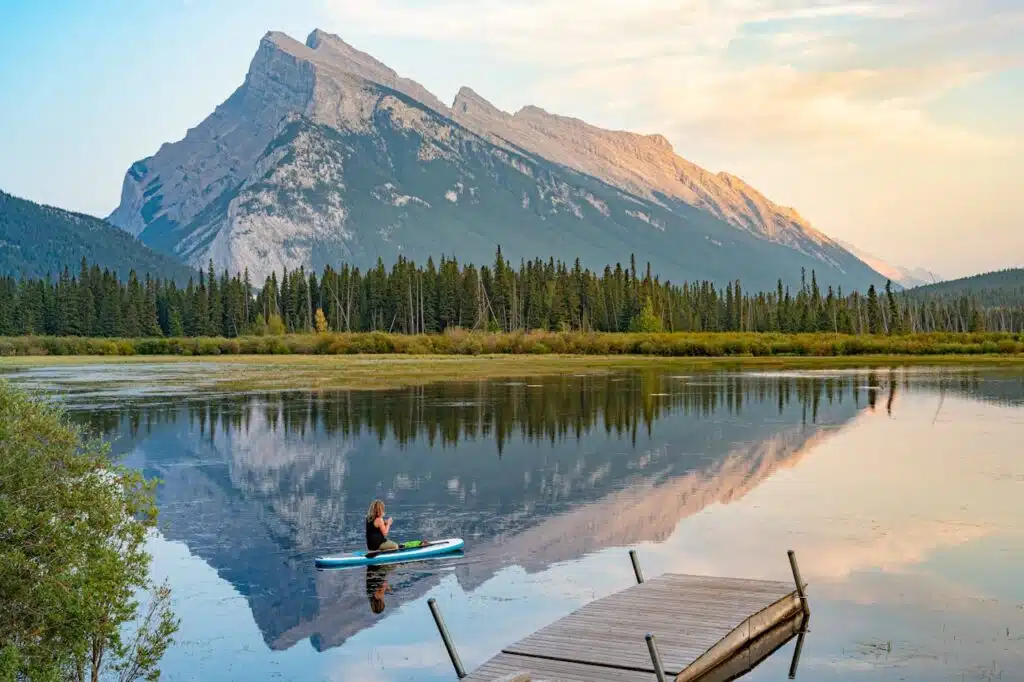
{"left": 366, "top": 499, "right": 385, "bottom": 522}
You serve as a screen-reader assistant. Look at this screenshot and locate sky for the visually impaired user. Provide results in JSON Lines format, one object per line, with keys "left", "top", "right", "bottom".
{"left": 0, "top": 0, "right": 1021, "bottom": 279}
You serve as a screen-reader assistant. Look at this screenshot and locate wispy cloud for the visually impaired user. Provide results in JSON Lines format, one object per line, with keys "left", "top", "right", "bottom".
{"left": 324, "top": 0, "right": 1019, "bottom": 157}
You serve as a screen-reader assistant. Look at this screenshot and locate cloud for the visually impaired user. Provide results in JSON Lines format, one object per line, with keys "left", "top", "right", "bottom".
{"left": 641, "top": 62, "right": 1016, "bottom": 157}
{"left": 323, "top": 0, "right": 1020, "bottom": 158}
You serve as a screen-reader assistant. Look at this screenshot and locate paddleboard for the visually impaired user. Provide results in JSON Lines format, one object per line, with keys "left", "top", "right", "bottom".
{"left": 315, "top": 538, "right": 464, "bottom": 568}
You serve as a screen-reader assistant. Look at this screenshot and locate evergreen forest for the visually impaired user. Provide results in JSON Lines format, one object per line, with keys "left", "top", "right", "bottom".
{"left": 2, "top": 249, "right": 1022, "bottom": 339}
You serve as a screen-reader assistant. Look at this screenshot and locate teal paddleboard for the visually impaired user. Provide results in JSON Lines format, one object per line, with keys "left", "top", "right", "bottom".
{"left": 315, "top": 538, "right": 464, "bottom": 568}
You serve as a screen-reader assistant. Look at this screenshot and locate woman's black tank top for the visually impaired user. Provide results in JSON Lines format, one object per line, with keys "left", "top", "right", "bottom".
{"left": 366, "top": 518, "right": 387, "bottom": 550}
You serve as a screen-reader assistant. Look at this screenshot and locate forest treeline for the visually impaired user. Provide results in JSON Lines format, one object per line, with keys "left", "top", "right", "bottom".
{"left": 1, "top": 250, "right": 1023, "bottom": 339}
{"left": 907, "top": 267, "right": 1024, "bottom": 308}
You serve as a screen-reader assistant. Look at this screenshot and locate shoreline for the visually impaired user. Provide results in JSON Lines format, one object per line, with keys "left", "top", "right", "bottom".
{"left": 3, "top": 352, "right": 1022, "bottom": 392}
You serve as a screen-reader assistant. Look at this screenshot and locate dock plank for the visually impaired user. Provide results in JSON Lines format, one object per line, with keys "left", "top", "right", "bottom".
{"left": 465, "top": 652, "right": 657, "bottom": 681}
{"left": 465, "top": 572, "right": 803, "bottom": 682}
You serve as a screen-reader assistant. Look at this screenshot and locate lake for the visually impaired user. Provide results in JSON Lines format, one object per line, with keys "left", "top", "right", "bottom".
{"left": 3, "top": 364, "right": 1023, "bottom": 681}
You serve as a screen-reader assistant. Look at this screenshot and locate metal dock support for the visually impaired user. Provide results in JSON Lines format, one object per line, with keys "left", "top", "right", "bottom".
{"left": 789, "top": 612, "right": 810, "bottom": 679}
{"left": 629, "top": 548, "right": 645, "bottom": 584}
{"left": 646, "top": 633, "right": 668, "bottom": 682}
{"left": 787, "top": 550, "right": 808, "bottom": 613}
{"left": 428, "top": 597, "right": 466, "bottom": 679}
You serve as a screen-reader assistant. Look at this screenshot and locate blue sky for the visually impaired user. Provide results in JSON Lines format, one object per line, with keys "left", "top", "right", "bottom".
{"left": 0, "top": 0, "right": 1021, "bottom": 277}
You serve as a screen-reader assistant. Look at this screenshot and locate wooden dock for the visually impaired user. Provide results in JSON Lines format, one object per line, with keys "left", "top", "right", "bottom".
{"left": 433, "top": 551, "right": 809, "bottom": 682}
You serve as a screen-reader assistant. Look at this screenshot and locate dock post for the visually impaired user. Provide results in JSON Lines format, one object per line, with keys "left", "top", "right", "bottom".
{"left": 645, "top": 633, "right": 667, "bottom": 682}
{"left": 789, "top": 612, "right": 810, "bottom": 679}
{"left": 787, "top": 550, "right": 808, "bottom": 613}
{"left": 629, "top": 549, "right": 645, "bottom": 584}
{"left": 427, "top": 598, "right": 466, "bottom": 679}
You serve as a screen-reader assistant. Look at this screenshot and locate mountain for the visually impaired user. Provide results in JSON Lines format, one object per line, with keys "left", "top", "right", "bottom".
{"left": 452, "top": 86, "right": 835, "bottom": 251}
{"left": 836, "top": 239, "right": 939, "bottom": 289}
{"left": 107, "top": 29, "right": 887, "bottom": 292}
{"left": 0, "top": 190, "right": 194, "bottom": 282}
{"left": 907, "top": 267, "right": 1024, "bottom": 307}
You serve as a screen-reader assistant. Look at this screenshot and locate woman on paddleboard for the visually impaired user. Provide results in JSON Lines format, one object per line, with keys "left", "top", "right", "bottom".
{"left": 366, "top": 499, "right": 398, "bottom": 552}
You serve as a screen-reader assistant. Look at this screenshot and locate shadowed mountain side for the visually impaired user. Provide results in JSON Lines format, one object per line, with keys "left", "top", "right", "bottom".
{"left": 273, "top": 421, "right": 839, "bottom": 652}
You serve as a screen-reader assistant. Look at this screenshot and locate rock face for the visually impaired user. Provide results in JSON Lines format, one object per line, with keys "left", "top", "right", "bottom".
{"left": 107, "top": 29, "right": 885, "bottom": 291}
{"left": 451, "top": 91, "right": 832, "bottom": 251}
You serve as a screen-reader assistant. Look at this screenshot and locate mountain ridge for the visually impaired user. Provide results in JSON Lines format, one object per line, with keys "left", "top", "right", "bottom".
{"left": 449, "top": 82, "right": 832, "bottom": 249}
{"left": 0, "top": 189, "right": 194, "bottom": 282}
{"left": 106, "top": 28, "right": 886, "bottom": 292}
{"left": 907, "top": 267, "right": 1024, "bottom": 306}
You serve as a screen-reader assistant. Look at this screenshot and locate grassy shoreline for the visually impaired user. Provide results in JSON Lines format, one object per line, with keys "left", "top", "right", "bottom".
{"left": 3, "top": 351, "right": 1023, "bottom": 392}
{"left": 2, "top": 329, "right": 1023, "bottom": 359}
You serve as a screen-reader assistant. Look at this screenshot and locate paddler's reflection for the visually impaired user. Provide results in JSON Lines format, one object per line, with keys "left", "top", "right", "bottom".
{"left": 366, "top": 564, "right": 395, "bottom": 614}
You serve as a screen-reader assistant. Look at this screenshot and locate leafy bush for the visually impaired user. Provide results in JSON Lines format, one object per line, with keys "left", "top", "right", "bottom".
{"left": 0, "top": 382, "right": 178, "bottom": 680}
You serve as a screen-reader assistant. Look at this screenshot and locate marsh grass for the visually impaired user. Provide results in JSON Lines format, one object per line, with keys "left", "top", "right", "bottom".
{"left": 1, "top": 329, "right": 1023, "bottom": 359}
{"left": 2, "top": 331, "right": 1022, "bottom": 392}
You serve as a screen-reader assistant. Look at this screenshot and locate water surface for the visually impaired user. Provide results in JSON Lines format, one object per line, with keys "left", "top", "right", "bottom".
{"left": 5, "top": 364, "right": 1023, "bottom": 681}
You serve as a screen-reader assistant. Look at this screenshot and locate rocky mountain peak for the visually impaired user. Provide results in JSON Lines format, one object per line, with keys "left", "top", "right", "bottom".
{"left": 257, "top": 28, "right": 450, "bottom": 118}
{"left": 513, "top": 104, "right": 550, "bottom": 119}
{"left": 305, "top": 28, "right": 348, "bottom": 50}
{"left": 258, "top": 30, "right": 315, "bottom": 63}
{"left": 645, "top": 133, "right": 673, "bottom": 152}
{"left": 452, "top": 86, "right": 506, "bottom": 119}
{"left": 107, "top": 28, "right": 885, "bottom": 291}
{"left": 304, "top": 28, "right": 396, "bottom": 81}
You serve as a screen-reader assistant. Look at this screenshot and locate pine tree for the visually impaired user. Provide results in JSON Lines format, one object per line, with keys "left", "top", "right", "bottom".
{"left": 629, "top": 296, "right": 663, "bottom": 333}
{"left": 207, "top": 260, "right": 221, "bottom": 336}
{"left": 867, "top": 285, "right": 881, "bottom": 334}
{"left": 885, "top": 280, "right": 901, "bottom": 335}
{"left": 168, "top": 309, "right": 185, "bottom": 337}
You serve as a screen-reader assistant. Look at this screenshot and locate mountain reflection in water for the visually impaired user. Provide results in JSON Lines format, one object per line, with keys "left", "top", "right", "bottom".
{"left": 31, "top": 366, "right": 1020, "bottom": 681}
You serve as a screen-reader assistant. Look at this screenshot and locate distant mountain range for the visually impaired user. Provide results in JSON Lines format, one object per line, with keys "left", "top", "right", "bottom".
{"left": 836, "top": 240, "right": 940, "bottom": 289}
{"left": 104, "top": 29, "right": 889, "bottom": 292}
{"left": 0, "top": 190, "right": 194, "bottom": 282}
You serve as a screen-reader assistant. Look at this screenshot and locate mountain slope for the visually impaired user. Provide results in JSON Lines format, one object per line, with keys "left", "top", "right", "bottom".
{"left": 107, "top": 29, "right": 886, "bottom": 292}
{"left": 0, "top": 190, "right": 195, "bottom": 282}
{"left": 907, "top": 268, "right": 1024, "bottom": 306}
{"left": 453, "top": 87, "right": 835, "bottom": 252}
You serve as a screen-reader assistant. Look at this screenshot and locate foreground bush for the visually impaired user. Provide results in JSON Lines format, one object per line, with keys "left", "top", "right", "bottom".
{"left": 0, "top": 382, "right": 178, "bottom": 681}
{"left": 0, "top": 330, "right": 1022, "bottom": 358}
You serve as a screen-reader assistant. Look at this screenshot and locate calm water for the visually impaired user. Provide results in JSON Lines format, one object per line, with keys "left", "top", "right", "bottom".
{"left": 4, "top": 365, "right": 1023, "bottom": 681}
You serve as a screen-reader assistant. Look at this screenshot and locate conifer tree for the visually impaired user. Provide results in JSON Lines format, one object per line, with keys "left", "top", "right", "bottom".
{"left": 867, "top": 285, "right": 881, "bottom": 334}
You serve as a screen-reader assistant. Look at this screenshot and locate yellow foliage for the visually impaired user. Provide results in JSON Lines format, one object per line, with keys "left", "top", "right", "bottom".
{"left": 314, "top": 308, "right": 329, "bottom": 334}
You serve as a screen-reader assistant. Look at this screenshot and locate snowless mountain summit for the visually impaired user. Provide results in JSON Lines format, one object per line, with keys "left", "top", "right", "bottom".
{"left": 107, "top": 28, "right": 885, "bottom": 291}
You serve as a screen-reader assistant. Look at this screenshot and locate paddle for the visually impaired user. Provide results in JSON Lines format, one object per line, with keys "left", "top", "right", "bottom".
{"left": 364, "top": 539, "right": 432, "bottom": 559}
